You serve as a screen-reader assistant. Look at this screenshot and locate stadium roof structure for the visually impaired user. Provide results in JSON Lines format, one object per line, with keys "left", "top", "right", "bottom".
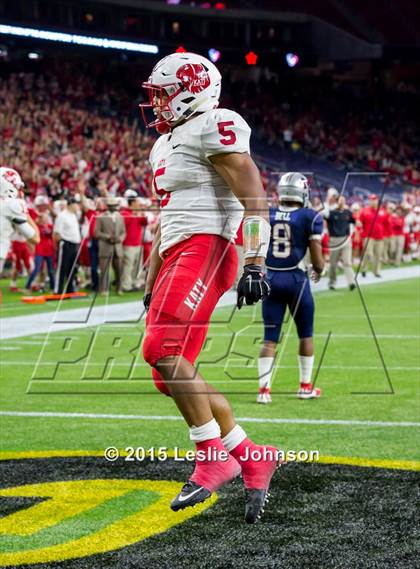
{"left": 1, "top": 0, "right": 388, "bottom": 64}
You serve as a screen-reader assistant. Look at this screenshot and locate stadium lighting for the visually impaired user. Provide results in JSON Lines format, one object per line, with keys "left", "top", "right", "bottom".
{"left": 0, "top": 24, "right": 159, "bottom": 54}
{"left": 208, "top": 48, "right": 221, "bottom": 63}
{"left": 285, "top": 52, "right": 299, "bottom": 67}
{"left": 28, "top": 51, "right": 41, "bottom": 60}
{"left": 245, "top": 51, "right": 258, "bottom": 65}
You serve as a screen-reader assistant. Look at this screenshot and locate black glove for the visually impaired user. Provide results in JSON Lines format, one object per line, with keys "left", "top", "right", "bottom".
{"left": 237, "top": 264, "right": 270, "bottom": 309}
{"left": 143, "top": 292, "right": 152, "bottom": 312}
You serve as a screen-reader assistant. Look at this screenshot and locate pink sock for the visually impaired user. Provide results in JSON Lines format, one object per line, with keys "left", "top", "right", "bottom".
{"left": 230, "top": 438, "right": 278, "bottom": 489}
{"left": 190, "top": 437, "right": 240, "bottom": 491}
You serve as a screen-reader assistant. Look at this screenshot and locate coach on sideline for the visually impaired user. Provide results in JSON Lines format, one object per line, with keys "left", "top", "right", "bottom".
{"left": 323, "top": 195, "right": 356, "bottom": 290}
{"left": 53, "top": 197, "right": 81, "bottom": 294}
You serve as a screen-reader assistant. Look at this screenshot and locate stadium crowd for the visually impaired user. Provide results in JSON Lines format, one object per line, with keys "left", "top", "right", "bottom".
{"left": 228, "top": 69, "right": 420, "bottom": 187}
{"left": 1, "top": 65, "right": 419, "bottom": 294}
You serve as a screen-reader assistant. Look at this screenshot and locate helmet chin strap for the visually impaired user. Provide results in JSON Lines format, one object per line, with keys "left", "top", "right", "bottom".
{"left": 156, "top": 95, "right": 216, "bottom": 134}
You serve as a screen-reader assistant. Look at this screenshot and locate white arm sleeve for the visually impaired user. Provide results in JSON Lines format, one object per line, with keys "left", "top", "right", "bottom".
{"left": 7, "top": 198, "right": 28, "bottom": 223}
{"left": 14, "top": 221, "right": 36, "bottom": 240}
{"left": 7, "top": 199, "right": 35, "bottom": 240}
{"left": 201, "top": 109, "right": 251, "bottom": 158}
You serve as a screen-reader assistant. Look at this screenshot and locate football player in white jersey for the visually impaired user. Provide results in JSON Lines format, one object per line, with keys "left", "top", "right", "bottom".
{"left": 0, "top": 168, "right": 39, "bottom": 273}
{"left": 140, "top": 52, "right": 279, "bottom": 523}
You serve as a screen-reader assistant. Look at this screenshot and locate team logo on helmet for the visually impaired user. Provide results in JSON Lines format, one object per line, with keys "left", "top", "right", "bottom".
{"left": 176, "top": 63, "right": 210, "bottom": 94}
{"left": 3, "top": 169, "right": 22, "bottom": 189}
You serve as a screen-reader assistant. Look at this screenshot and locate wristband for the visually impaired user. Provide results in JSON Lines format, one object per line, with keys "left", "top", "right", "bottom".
{"left": 243, "top": 216, "right": 271, "bottom": 259}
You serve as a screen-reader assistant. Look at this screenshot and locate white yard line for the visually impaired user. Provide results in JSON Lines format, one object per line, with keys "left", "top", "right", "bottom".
{"left": 11, "top": 332, "right": 417, "bottom": 339}
{"left": 2, "top": 333, "right": 418, "bottom": 352}
{"left": 3, "top": 361, "right": 419, "bottom": 370}
{"left": 0, "top": 410, "right": 418, "bottom": 428}
{"left": 0, "top": 266, "right": 418, "bottom": 340}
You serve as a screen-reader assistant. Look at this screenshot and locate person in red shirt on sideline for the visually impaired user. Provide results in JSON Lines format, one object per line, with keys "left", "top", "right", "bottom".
{"left": 390, "top": 206, "right": 406, "bottom": 266}
{"left": 381, "top": 202, "right": 395, "bottom": 264}
{"left": 404, "top": 204, "right": 415, "bottom": 258}
{"left": 413, "top": 206, "right": 420, "bottom": 257}
{"left": 25, "top": 209, "right": 55, "bottom": 291}
{"left": 359, "top": 194, "right": 386, "bottom": 277}
{"left": 78, "top": 201, "right": 95, "bottom": 288}
{"left": 86, "top": 198, "right": 107, "bottom": 292}
{"left": 350, "top": 202, "right": 363, "bottom": 261}
{"left": 140, "top": 198, "right": 159, "bottom": 283}
{"left": 120, "top": 189, "right": 148, "bottom": 291}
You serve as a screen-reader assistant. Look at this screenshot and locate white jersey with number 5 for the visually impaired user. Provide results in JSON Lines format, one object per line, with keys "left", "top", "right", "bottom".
{"left": 149, "top": 108, "right": 250, "bottom": 254}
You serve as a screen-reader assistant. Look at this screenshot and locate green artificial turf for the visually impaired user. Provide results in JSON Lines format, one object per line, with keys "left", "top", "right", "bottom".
{"left": 1, "top": 278, "right": 419, "bottom": 461}
{"left": 0, "top": 277, "right": 419, "bottom": 569}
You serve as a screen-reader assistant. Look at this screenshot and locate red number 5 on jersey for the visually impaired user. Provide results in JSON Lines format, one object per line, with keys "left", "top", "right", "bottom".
{"left": 153, "top": 166, "right": 171, "bottom": 208}
{"left": 218, "top": 121, "right": 237, "bottom": 146}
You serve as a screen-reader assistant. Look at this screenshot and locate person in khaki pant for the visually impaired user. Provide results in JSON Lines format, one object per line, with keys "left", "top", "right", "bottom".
{"left": 382, "top": 202, "right": 395, "bottom": 264}
{"left": 361, "top": 237, "right": 384, "bottom": 276}
{"left": 390, "top": 206, "right": 406, "bottom": 266}
{"left": 359, "top": 194, "right": 385, "bottom": 278}
{"left": 323, "top": 195, "right": 356, "bottom": 290}
{"left": 120, "top": 190, "right": 148, "bottom": 292}
{"left": 94, "top": 198, "right": 126, "bottom": 295}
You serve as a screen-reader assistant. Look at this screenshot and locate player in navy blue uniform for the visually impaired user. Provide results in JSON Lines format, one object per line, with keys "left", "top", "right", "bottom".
{"left": 257, "top": 173, "right": 325, "bottom": 403}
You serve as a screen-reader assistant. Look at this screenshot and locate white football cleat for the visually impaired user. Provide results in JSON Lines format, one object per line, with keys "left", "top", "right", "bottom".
{"left": 297, "top": 383, "right": 321, "bottom": 400}
{"left": 257, "top": 388, "right": 266, "bottom": 404}
{"left": 257, "top": 387, "right": 272, "bottom": 404}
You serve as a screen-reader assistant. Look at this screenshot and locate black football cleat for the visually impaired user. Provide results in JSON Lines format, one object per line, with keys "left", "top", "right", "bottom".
{"left": 244, "top": 489, "right": 271, "bottom": 524}
{"left": 170, "top": 481, "right": 212, "bottom": 511}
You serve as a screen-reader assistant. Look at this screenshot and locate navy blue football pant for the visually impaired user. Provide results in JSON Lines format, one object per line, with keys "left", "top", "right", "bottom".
{"left": 262, "top": 269, "right": 314, "bottom": 342}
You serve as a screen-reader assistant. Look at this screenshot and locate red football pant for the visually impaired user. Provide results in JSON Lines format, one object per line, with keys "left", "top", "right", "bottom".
{"left": 143, "top": 234, "right": 238, "bottom": 395}
{"left": 11, "top": 241, "right": 32, "bottom": 273}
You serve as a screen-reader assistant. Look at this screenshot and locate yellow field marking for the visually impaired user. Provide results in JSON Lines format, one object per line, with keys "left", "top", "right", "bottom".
{"left": 318, "top": 455, "right": 420, "bottom": 471}
{"left": 0, "top": 448, "right": 182, "bottom": 460}
{"left": 0, "top": 450, "right": 105, "bottom": 460}
{"left": 0, "top": 480, "right": 130, "bottom": 536}
{"left": 0, "top": 449, "right": 418, "bottom": 470}
{"left": 0, "top": 479, "right": 217, "bottom": 566}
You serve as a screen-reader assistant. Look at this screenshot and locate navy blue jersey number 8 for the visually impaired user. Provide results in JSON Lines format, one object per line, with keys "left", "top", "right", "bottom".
{"left": 272, "top": 222, "right": 291, "bottom": 258}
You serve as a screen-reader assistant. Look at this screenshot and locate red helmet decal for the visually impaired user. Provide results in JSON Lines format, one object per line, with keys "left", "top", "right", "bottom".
{"left": 176, "top": 63, "right": 210, "bottom": 94}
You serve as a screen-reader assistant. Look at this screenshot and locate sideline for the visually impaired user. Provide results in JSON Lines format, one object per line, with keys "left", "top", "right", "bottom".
{"left": 0, "top": 266, "right": 418, "bottom": 340}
